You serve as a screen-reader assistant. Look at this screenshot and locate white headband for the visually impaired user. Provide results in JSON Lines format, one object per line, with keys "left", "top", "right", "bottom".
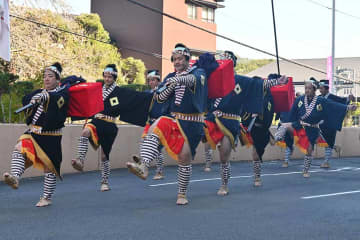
{"left": 319, "top": 82, "right": 329, "bottom": 87}
{"left": 147, "top": 71, "right": 160, "bottom": 79}
{"left": 104, "top": 67, "right": 118, "bottom": 76}
{"left": 305, "top": 80, "right": 318, "bottom": 88}
{"left": 46, "top": 66, "right": 61, "bottom": 77}
{"left": 172, "top": 47, "right": 190, "bottom": 57}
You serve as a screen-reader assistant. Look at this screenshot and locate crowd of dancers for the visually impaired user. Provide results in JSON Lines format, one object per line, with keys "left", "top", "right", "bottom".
{"left": 2, "top": 43, "right": 356, "bottom": 207}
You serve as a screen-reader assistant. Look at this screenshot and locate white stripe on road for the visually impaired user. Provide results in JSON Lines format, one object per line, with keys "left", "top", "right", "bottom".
{"left": 149, "top": 167, "right": 360, "bottom": 187}
{"left": 301, "top": 190, "right": 360, "bottom": 199}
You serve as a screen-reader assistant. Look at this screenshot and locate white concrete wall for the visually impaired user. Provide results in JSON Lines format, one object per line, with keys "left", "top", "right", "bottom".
{"left": 0, "top": 124, "right": 359, "bottom": 179}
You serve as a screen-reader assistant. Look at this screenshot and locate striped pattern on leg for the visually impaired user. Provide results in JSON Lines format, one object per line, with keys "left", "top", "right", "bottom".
{"left": 43, "top": 173, "right": 56, "bottom": 200}
{"left": 253, "top": 159, "right": 261, "bottom": 179}
{"left": 284, "top": 147, "right": 292, "bottom": 163}
{"left": 220, "top": 162, "right": 231, "bottom": 186}
{"left": 77, "top": 136, "right": 89, "bottom": 162}
{"left": 324, "top": 147, "right": 332, "bottom": 163}
{"left": 101, "top": 160, "right": 110, "bottom": 184}
{"left": 178, "top": 165, "right": 192, "bottom": 195}
{"left": 205, "top": 148, "right": 213, "bottom": 165}
{"left": 304, "top": 155, "right": 312, "bottom": 172}
{"left": 275, "top": 125, "right": 287, "bottom": 141}
{"left": 11, "top": 150, "right": 25, "bottom": 178}
{"left": 140, "top": 133, "right": 160, "bottom": 167}
{"left": 155, "top": 152, "right": 164, "bottom": 174}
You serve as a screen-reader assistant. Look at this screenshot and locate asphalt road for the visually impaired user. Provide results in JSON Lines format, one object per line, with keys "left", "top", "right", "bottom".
{"left": 1, "top": 157, "right": 360, "bottom": 240}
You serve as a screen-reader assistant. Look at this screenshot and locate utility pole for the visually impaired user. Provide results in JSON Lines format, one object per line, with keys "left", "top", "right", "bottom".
{"left": 331, "top": 0, "right": 336, "bottom": 94}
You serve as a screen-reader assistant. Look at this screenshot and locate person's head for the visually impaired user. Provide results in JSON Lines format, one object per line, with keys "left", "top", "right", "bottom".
{"left": 223, "top": 50, "right": 238, "bottom": 67}
{"left": 319, "top": 79, "right": 330, "bottom": 96}
{"left": 305, "top": 77, "right": 318, "bottom": 97}
{"left": 171, "top": 43, "right": 190, "bottom": 73}
{"left": 103, "top": 64, "right": 117, "bottom": 87}
{"left": 146, "top": 69, "right": 161, "bottom": 90}
{"left": 44, "top": 62, "right": 62, "bottom": 90}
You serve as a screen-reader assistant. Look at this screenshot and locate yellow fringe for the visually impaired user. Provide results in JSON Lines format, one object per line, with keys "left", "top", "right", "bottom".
{"left": 18, "top": 134, "right": 60, "bottom": 178}
{"left": 215, "top": 117, "right": 235, "bottom": 149}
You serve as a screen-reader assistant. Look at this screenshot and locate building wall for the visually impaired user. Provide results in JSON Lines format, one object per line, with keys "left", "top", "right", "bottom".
{"left": 161, "top": 0, "right": 217, "bottom": 77}
{"left": 91, "top": 0, "right": 163, "bottom": 73}
{"left": 1, "top": 124, "right": 359, "bottom": 180}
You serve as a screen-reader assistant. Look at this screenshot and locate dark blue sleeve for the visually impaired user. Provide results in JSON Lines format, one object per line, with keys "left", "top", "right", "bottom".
{"left": 22, "top": 89, "right": 42, "bottom": 106}
{"left": 328, "top": 94, "right": 348, "bottom": 105}
{"left": 321, "top": 97, "right": 347, "bottom": 131}
{"left": 235, "top": 75, "right": 264, "bottom": 114}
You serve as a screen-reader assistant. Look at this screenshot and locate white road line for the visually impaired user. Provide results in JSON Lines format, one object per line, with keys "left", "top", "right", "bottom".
{"left": 149, "top": 167, "right": 360, "bottom": 187}
{"left": 301, "top": 190, "right": 360, "bottom": 199}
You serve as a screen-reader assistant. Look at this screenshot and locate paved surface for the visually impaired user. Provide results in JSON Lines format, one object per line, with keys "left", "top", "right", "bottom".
{"left": 1, "top": 157, "right": 360, "bottom": 240}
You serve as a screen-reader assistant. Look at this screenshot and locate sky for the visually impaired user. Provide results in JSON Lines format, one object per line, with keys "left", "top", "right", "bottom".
{"left": 11, "top": 0, "right": 360, "bottom": 60}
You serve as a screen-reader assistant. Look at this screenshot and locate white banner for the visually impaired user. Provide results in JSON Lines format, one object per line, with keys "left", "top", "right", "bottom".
{"left": 0, "top": 0, "right": 10, "bottom": 62}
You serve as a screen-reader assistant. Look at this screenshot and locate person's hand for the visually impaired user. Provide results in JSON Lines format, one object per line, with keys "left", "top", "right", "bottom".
{"left": 165, "top": 77, "right": 177, "bottom": 87}
{"left": 30, "top": 91, "right": 47, "bottom": 105}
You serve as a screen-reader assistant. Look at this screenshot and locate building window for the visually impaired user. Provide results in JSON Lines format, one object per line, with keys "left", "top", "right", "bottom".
{"left": 187, "top": 4, "right": 197, "bottom": 19}
{"left": 202, "top": 7, "right": 215, "bottom": 23}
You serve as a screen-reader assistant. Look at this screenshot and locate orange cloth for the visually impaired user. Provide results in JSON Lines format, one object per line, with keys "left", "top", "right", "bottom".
{"left": 203, "top": 120, "right": 225, "bottom": 150}
{"left": 153, "top": 117, "right": 185, "bottom": 161}
{"left": 239, "top": 124, "right": 253, "bottom": 148}
{"left": 141, "top": 123, "right": 151, "bottom": 138}
{"left": 84, "top": 123, "right": 99, "bottom": 149}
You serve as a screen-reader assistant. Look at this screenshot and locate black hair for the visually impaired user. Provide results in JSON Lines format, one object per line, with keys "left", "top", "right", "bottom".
{"left": 319, "top": 79, "right": 330, "bottom": 90}
{"left": 307, "top": 77, "right": 319, "bottom": 91}
{"left": 51, "top": 62, "right": 62, "bottom": 80}
{"left": 224, "top": 50, "right": 238, "bottom": 67}
{"left": 103, "top": 64, "right": 118, "bottom": 80}
{"left": 171, "top": 43, "right": 191, "bottom": 62}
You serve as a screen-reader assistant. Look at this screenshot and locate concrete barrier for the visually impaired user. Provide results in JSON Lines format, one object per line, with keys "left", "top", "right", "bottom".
{"left": 0, "top": 124, "right": 359, "bottom": 179}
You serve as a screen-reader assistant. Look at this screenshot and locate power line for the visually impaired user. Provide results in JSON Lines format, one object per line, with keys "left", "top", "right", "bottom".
{"left": 305, "top": 0, "right": 360, "bottom": 21}
{"left": 9, "top": 13, "right": 170, "bottom": 61}
{"left": 126, "top": 0, "right": 358, "bottom": 84}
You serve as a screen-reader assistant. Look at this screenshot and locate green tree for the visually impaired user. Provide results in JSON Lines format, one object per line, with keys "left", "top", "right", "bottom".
{"left": 0, "top": 72, "right": 19, "bottom": 122}
{"left": 121, "top": 57, "right": 146, "bottom": 85}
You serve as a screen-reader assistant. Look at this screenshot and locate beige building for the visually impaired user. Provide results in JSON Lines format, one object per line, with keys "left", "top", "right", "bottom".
{"left": 247, "top": 57, "right": 360, "bottom": 98}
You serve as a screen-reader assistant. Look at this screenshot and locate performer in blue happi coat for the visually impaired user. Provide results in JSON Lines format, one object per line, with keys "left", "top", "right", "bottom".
{"left": 72, "top": 64, "right": 154, "bottom": 192}
{"left": 275, "top": 78, "right": 356, "bottom": 177}
{"left": 203, "top": 51, "right": 289, "bottom": 194}
{"left": 238, "top": 77, "right": 277, "bottom": 187}
{"left": 3, "top": 62, "right": 70, "bottom": 207}
{"left": 140, "top": 69, "right": 167, "bottom": 180}
{"left": 127, "top": 43, "right": 208, "bottom": 205}
{"left": 275, "top": 110, "right": 295, "bottom": 168}
{"left": 318, "top": 79, "right": 355, "bottom": 168}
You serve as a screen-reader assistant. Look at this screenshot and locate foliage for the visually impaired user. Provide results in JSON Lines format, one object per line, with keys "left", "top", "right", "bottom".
{"left": 121, "top": 57, "right": 146, "bottom": 85}
{"left": 0, "top": 5, "right": 149, "bottom": 122}
{"left": 5, "top": 6, "right": 146, "bottom": 84}
{"left": 121, "top": 84, "right": 150, "bottom": 92}
{"left": 235, "top": 58, "right": 274, "bottom": 75}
